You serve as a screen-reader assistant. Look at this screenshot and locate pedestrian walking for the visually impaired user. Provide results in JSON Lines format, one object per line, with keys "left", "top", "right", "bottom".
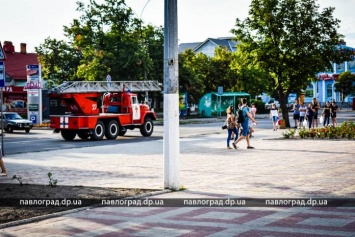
{"left": 306, "top": 103, "right": 315, "bottom": 129}
{"left": 299, "top": 102, "right": 307, "bottom": 128}
{"left": 229, "top": 104, "right": 235, "bottom": 140}
{"left": 331, "top": 101, "right": 338, "bottom": 127}
{"left": 0, "top": 148, "right": 7, "bottom": 176}
{"left": 312, "top": 98, "right": 320, "bottom": 128}
{"left": 232, "top": 98, "right": 257, "bottom": 149}
{"left": 225, "top": 106, "right": 238, "bottom": 149}
{"left": 249, "top": 103, "right": 257, "bottom": 138}
{"left": 293, "top": 99, "right": 300, "bottom": 128}
{"left": 321, "top": 102, "right": 331, "bottom": 126}
{"left": 269, "top": 103, "right": 279, "bottom": 131}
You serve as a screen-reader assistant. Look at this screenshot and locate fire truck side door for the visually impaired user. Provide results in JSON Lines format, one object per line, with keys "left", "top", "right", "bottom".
{"left": 131, "top": 96, "right": 140, "bottom": 120}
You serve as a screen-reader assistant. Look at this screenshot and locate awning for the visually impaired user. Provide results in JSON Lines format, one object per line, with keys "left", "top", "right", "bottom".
{"left": 318, "top": 73, "right": 332, "bottom": 80}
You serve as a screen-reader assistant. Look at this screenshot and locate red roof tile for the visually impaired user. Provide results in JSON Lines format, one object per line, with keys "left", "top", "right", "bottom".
{"left": 4, "top": 52, "right": 38, "bottom": 80}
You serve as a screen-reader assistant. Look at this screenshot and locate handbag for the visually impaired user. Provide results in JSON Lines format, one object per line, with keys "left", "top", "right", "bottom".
{"left": 319, "top": 116, "right": 324, "bottom": 124}
{"left": 302, "top": 119, "right": 307, "bottom": 127}
{"left": 227, "top": 122, "right": 235, "bottom": 130}
{"left": 222, "top": 124, "right": 227, "bottom": 130}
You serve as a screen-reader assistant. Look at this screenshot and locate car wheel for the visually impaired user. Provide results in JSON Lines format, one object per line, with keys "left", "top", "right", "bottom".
{"left": 7, "top": 126, "right": 13, "bottom": 133}
{"left": 25, "top": 128, "right": 30, "bottom": 133}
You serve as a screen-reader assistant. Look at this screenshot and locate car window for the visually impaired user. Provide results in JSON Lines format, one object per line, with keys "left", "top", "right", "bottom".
{"left": 4, "top": 114, "right": 22, "bottom": 120}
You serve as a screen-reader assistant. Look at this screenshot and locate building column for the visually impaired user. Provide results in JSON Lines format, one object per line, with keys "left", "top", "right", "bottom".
{"left": 322, "top": 79, "right": 325, "bottom": 103}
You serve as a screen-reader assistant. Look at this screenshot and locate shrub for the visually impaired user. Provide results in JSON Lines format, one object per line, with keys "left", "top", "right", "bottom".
{"left": 296, "top": 121, "right": 355, "bottom": 139}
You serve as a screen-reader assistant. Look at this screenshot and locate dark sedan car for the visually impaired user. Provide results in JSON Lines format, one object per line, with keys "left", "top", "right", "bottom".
{"left": 1, "top": 112, "right": 33, "bottom": 133}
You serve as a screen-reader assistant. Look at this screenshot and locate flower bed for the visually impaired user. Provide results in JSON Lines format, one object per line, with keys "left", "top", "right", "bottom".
{"left": 282, "top": 121, "right": 355, "bottom": 139}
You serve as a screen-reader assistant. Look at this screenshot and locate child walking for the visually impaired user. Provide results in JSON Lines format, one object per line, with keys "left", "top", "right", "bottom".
{"left": 270, "top": 103, "right": 279, "bottom": 131}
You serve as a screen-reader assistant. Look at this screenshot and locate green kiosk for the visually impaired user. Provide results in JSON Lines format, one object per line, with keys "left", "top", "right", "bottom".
{"left": 198, "top": 92, "right": 251, "bottom": 117}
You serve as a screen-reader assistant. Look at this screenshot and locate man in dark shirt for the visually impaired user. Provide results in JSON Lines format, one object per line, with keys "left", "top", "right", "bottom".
{"left": 293, "top": 99, "right": 300, "bottom": 128}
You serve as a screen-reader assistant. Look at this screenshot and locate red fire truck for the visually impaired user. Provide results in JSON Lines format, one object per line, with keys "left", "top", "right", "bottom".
{"left": 48, "top": 81, "right": 161, "bottom": 141}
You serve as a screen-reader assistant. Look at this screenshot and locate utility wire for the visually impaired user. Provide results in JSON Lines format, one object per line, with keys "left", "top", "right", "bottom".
{"left": 140, "top": 0, "right": 151, "bottom": 19}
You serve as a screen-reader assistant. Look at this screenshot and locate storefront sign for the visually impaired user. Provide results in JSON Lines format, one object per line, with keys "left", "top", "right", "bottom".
{"left": 26, "top": 64, "right": 42, "bottom": 124}
{"left": 28, "top": 104, "right": 39, "bottom": 111}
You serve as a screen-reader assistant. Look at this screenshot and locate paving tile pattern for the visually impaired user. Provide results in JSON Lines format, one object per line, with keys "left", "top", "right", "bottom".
{"left": 1, "top": 126, "right": 355, "bottom": 236}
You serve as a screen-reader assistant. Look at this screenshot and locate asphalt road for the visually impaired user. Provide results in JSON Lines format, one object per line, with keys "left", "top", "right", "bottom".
{"left": 2, "top": 110, "right": 354, "bottom": 155}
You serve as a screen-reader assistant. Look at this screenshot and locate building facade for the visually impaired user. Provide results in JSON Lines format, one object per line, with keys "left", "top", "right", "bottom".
{"left": 1, "top": 41, "right": 39, "bottom": 117}
{"left": 309, "top": 44, "right": 355, "bottom": 104}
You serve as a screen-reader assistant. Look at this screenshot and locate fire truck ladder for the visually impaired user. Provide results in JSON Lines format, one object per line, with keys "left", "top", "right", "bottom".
{"left": 49, "top": 81, "right": 162, "bottom": 94}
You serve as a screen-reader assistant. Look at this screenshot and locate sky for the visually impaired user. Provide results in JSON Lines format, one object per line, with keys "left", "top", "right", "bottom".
{"left": 1, "top": 0, "right": 355, "bottom": 53}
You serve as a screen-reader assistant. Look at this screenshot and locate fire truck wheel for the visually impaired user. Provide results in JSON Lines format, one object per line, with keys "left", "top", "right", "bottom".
{"left": 77, "top": 132, "right": 90, "bottom": 140}
{"left": 61, "top": 130, "right": 76, "bottom": 141}
{"left": 118, "top": 128, "right": 127, "bottom": 136}
{"left": 105, "top": 120, "right": 119, "bottom": 140}
{"left": 91, "top": 121, "right": 105, "bottom": 141}
{"left": 140, "top": 117, "right": 154, "bottom": 137}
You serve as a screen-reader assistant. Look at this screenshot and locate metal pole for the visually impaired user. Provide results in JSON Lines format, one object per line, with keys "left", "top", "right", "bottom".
{"left": 163, "top": 0, "right": 179, "bottom": 189}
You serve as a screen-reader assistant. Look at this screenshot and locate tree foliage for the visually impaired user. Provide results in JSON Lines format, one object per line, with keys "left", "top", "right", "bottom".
{"left": 230, "top": 50, "right": 270, "bottom": 97}
{"left": 335, "top": 71, "right": 355, "bottom": 99}
{"left": 36, "top": 0, "right": 164, "bottom": 87}
{"left": 231, "top": 0, "right": 344, "bottom": 127}
{"left": 178, "top": 49, "right": 208, "bottom": 104}
{"left": 35, "top": 38, "right": 82, "bottom": 88}
{"left": 178, "top": 45, "right": 271, "bottom": 105}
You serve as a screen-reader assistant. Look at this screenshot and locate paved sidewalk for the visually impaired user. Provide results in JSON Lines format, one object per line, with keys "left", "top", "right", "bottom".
{"left": 1, "top": 126, "right": 355, "bottom": 236}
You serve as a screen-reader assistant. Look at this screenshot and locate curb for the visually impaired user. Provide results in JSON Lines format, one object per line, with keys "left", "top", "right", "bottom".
{"left": 0, "top": 189, "right": 172, "bottom": 229}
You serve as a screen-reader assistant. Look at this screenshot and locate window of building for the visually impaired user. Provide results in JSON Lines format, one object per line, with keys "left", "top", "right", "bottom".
{"left": 326, "top": 84, "right": 332, "bottom": 98}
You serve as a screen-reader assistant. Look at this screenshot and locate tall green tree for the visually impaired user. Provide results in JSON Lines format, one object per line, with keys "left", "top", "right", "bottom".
{"left": 207, "top": 47, "right": 238, "bottom": 93}
{"left": 335, "top": 71, "right": 355, "bottom": 99}
{"left": 36, "top": 0, "right": 164, "bottom": 88}
{"left": 64, "top": 0, "right": 155, "bottom": 81}
{"left": 230, "top": 50, "right": 270, "bottom": 97}
{"left": 178, "top": 49, "right": 208, "bottom": 104}
{"left": 231, "top": 0, "right": 344, "bottom": 127}
{"left": 35, "top": 38, "right": 82, "bottom": 88}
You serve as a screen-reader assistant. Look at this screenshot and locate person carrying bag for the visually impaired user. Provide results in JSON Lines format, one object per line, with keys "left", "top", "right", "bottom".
{"left": 225, "top": 106, "right": 239, "bottom": 149}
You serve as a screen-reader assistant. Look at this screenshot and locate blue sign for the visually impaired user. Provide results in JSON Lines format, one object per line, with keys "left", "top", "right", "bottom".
{"left": 0, "top": 61, "right": 4, "bottom": 88}
{"left": 30, "top": 115, "right": 37, "bottom": 124}
{"left": 27, "top": 64, "right": 39, "bottom": 70}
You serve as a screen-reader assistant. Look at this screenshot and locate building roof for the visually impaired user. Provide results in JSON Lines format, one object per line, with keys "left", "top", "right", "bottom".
{"left": 178, "top": 42, "right": 202, "bottom": 53}
{"left": 194, "top": 37, "right": 238, "bottom": 53}
{"left": 4, "top": 52, "right": 38, "bottom": 80}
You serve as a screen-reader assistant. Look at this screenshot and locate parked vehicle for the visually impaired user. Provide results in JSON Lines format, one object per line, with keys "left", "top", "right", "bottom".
{"left": 265, "top": 99, "right": 280, "bottom": 110}
{"left": 1, "top": 112, "right": 33, "bottom": 133}
{"left": 48, "top": 81, "right": 161, "bottom": 141}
